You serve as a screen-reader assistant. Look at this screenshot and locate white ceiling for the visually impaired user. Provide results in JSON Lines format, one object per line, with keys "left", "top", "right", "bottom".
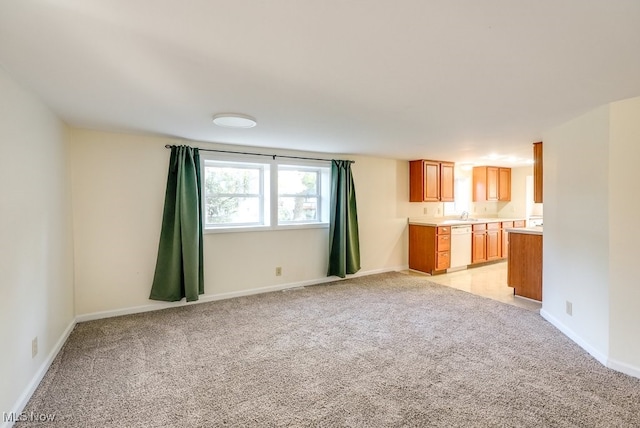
{"left": 1, "top": 1, "right": 639, "bottom": 166}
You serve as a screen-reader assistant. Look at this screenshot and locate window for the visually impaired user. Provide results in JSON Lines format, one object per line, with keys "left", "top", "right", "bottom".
{"left": 443, "top": 174, "right": 471, "bottom": 216}
{"left": 202, "top": 155, "right": 329, "bottom": 231}
{"left": 278, "top": 166, "right": 322, "bottom": 224}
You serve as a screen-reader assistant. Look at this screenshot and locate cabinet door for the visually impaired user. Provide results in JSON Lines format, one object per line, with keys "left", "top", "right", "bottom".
{"left": 472, "top": 167, "right": 486, "bottom": 202}
{"left": 486, "top": 229, "right": 501, "bottom": 260}
{"left": 498, "top": 168, "right": 511, "bottom": 201}
{"left": 487, "top": 167, "right": 499, "bottom": 201}
{"left": 439, "top": 162, "right": 455, "bottom": 202}
{"left": 423, "top": 161, "right": 440, "bottom": 201}
{"left": 472, "top": 231, "right": 487, "bottom": 263}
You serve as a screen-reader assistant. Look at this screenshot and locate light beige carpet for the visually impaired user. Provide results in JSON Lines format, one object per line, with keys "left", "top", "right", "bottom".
{"left": 18, "top": 272, "right": 640, "bottom": 427}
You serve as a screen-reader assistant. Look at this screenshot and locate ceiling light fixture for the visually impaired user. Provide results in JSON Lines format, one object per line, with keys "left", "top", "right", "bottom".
{"left": 212, "top": 113, "right": 257, "bottom": 129}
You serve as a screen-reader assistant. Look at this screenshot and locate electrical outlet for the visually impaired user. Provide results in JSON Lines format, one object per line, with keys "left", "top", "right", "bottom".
{"left": 437, "top": 207, "right": 441, "bottom": 214}
{"left": 32, "top": 337, "right": 38, "bottom": 358}
{"left": 566, "top": 301, "right": 573, "bottom": 316}
{"left": 275, "top": 267, "right": 282, "bottom": 276}
{"left": 423, "top": 207, "right": 428, "bottom": 215}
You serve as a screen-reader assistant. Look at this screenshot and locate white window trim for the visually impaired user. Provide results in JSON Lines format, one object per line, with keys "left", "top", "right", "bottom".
{"left": 201, "top": 153, "right": 331, "bottom": 233}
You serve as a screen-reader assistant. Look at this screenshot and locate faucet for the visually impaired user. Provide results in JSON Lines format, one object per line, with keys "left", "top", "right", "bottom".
{"left": 460, "top": 211, "right": 469, "bottom": 221}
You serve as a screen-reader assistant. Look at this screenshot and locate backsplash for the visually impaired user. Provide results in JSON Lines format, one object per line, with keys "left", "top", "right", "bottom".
{"left": 407, "top": 202, "right": 446, "bottom": 218}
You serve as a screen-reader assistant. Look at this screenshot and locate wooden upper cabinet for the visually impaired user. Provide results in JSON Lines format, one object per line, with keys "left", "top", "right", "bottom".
{"left": 409, "top": 160, "right": 454, "bottom": 202}
{"left": 473, "top": 166, "right": 511, "bottom": 202}
{"left": 533, "top": 142, "right": 543, "bottom": 203}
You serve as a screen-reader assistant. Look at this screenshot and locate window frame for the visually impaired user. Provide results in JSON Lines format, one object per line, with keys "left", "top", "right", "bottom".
{"left": 201, "top": 153, "right": 330, "bottom": 233}
{"left": 203, "top": 159, "right": 268, "bottom": 228}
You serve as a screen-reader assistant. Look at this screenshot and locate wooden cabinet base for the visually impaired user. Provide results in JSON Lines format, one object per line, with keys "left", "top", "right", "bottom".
{"left": 507, "top": 232, "right": 542, "bottom": 301}
{"left": 409, "top": 225, "right": 450, "bottom": 274}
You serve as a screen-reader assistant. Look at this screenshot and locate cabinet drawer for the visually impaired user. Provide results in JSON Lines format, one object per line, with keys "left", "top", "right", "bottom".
{"left": 472, "top": 223, "right": 486, "bottom": 232}
{"left": 437, "top": 226, "right": 450, "bottom": 235}
{"left": 502, "top": 221, "right": 513, "bottom": 229}
{"left": 437, "top": 234, "right": 451, "bottom": 251}
{"left": 514, "top": 220, "right": 525, "bottom": 228}
{"left": 487, "top": 222, "right": 500, "bottom": 230}
{"left": 436, "top": 251, "right": 450, "bottom": 270}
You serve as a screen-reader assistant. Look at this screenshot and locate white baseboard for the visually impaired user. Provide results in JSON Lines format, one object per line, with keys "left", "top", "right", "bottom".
{"left": 2, "top": 318, "right": 76, "bottom": 428}
{"left": 76, "top": 266, "right": 406, "bottom": 323}
{"left": 533, "top": 310, "right": 640, "bottom": 380}
{"left": 540, "top": 309, "right": 609, "bottom": 365}
{"left": 607, "top": 357, "right": 640, "bottom": 379}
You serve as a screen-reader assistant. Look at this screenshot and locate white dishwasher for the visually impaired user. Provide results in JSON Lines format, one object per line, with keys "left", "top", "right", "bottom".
{"left": 449, "top": 225, "right": 472, "bottom": 271}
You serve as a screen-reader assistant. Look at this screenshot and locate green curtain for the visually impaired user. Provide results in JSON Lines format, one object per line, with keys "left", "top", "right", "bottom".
{"left": 150, "top": 145, "right": 204, "bottom": 302}
{"left": 327, "top": 160, "right": 361, "bottom": 278}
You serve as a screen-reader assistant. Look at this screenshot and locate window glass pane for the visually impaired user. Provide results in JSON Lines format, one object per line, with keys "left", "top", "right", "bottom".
{"left": 205, "top": 166, "right": 260, "bottom": 196}
{"left": 278, "top": 196, "right": 318, "bottom": 222}
{"left": 278, "top": 170, "right": 318, "bottom": 195}
{"left": 206, "top": 196, "right": 261, "bottom": 225}
{"left": 278, "top": 168, "right": 320, "bottom": 223}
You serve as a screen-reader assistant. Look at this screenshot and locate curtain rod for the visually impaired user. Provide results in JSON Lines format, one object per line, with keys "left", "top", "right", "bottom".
{"left": 164, "top": 145, "right": 354, "bottom": 164}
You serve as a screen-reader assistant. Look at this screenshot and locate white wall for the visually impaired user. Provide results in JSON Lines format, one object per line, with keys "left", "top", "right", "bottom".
{"left": 498, "top": 166, "right": 531, "bottom": 219}
{"left": 541, "top": 105, "right": 611, "bottom": 362}
{"left": 608, "top": 97, "right": 640, "bottom": 371}
{"left": 0, "top": 69, "right": 75, "bottom": 417}
{"left": 69, "top": 129, "right": 408, "bottom": 317}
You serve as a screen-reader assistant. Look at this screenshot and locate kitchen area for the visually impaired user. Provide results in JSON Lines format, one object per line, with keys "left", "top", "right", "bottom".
{"left": 407, "top": 143, "right": 544, "bottom": 305}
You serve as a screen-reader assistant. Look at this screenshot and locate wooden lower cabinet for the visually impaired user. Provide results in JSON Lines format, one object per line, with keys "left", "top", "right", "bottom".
{"left": 472, "top": 222, "right": 501, "bottom": 263}
{"left": 412, "top": 219, "right": 527, "bottom": 271}
{"left": 409, "top": 225, "right": 451, "bottom": 274}
{"left": 508, "top": 231, "right": 542, "bottom": 301}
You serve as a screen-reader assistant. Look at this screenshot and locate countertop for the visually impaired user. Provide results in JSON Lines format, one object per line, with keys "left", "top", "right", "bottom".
{"left": 408, "top": 217, "right": 525, "bottom": 227}
{"left": 505, "top": 226, "right": 543, "bottom": 235}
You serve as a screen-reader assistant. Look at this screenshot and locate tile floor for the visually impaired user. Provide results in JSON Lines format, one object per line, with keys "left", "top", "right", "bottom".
{"left": 404, "top": 261, "right": 542, "bottom": 312}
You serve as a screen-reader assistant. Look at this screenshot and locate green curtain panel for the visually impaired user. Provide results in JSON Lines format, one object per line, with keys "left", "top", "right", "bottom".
{"left": 150, "top": 145, "right": 204, "bottom": 302}
{"left": 327, "top": 160, "right": 361, "bottom": 278}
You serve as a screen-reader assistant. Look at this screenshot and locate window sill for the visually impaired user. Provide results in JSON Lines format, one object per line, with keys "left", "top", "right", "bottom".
{"left": 204, "top": 222, "right": 329, "bottom": 234}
